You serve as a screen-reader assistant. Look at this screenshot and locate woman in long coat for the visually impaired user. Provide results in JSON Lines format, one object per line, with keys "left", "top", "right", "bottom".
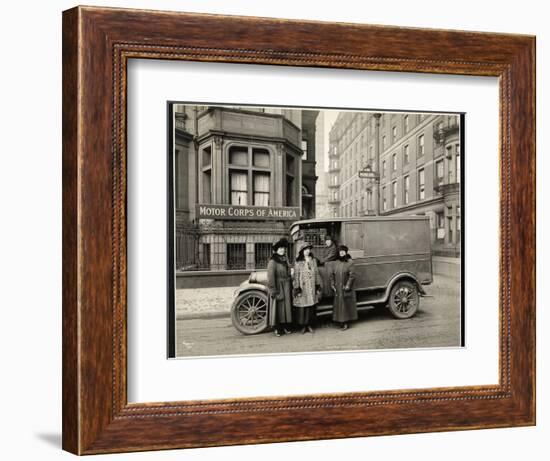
{"left": 330, "top": 245, "right": 358, "bottom": 330}
{"left": 292, "top": 241, "right": 322, "bottom": 334}
{"left": 266, "top": 238, "right": 293, "bottom": 336}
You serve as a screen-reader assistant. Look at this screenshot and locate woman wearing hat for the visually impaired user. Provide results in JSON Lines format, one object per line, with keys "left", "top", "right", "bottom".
{"left": 266, "top": 238, "right": 293, "bottom": 336}
{"left": 330, "top": 245, "right": 358, "bottom": 330}
{"left": 292, "top": 241, "right": 322, "bottom": 334}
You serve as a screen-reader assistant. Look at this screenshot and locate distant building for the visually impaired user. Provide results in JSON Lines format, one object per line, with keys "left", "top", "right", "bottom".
{"left": 328, "top": 111, "right": 461, "bottom": 257}
{"left": 314, "top": 112, "right": 332, "bottom": 218}
{"left": 173, "top": 105, "right": 319, "bottom": 272}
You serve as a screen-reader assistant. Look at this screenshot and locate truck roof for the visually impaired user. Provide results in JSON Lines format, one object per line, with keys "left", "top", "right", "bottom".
{"left": 291, "top": 215, "right": 430, "bottom": 228}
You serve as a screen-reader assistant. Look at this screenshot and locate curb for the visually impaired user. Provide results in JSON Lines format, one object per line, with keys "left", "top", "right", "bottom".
{"left": 176, "top": 311, "right": 231, "bottom": 321}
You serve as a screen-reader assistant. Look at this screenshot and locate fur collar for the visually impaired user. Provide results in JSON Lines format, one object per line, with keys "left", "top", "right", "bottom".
{"left": 338, "top": 254, "right": 352, "bottom": 262}
{"left": 270, "top": 253, "right": 288, "bottom": 264}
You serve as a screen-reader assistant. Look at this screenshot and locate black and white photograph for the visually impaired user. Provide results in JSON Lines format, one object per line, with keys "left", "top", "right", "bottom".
{"left": 169, "top": 103, "right": 464, "bottom": 358}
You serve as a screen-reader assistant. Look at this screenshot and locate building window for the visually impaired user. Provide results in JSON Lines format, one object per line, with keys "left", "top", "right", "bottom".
{"left": 230, "top": 170, "right": 248, "bottom": 205}
{"left": 391, "top": 181, "right": 397, "bottom": 208}
{"left": 457, "top": 206, "right": 461, "bottom": 242}
{"left": 200, "top": 243, "right": 211, "bottom": 270}
{"left": 447, "top": 207, "right": 454, "bottom": 244}
{"left": 382, "top": 186, "right": 387, "bottom": 211}
{"left": 286, "top": 153, "right": 296, "bottom": 206}
{"left": 253, "top": 148, "right": 270, "bottom": 168}
{"left": 436, "top": 211, "right": 445, "bottom": 240}
{"left": 175, "top": 149, "right": 181, "bottom": 208}
{"left": 253, "top": 172, "right": 270, "bottom": 206}
{"left": 404, "top": 115, "right": 409, "bottom": 133}
{"left": 418, "top": 168, "right": 425, "bottom": 200}
{"left": 227, "top": 243, "right": 246, "bottom": 270}
{"left": 229, "top": 146, "right": 248, "bottom": 166}
{"left": 369, "top": 145, "right": 374, "bottom": 160}
{"left": 436, "top": 159, "right": 444, "bottom": 186}
{"left": 382, "top": 135, "right": 387, "bottom": 151}
{"left": 382, "top": 160, "right": 386, "bottom": 177}
{"left": 404, "top": 144, "right": 410, "bottom": 164}
{"left": 286, "top": 176, "right": 294, "bottom": 206}
{"left": 367, "top": 190, "right": 373, "bottom": 211}
{"left": 392, "top": 126, "right": 397, "bottom": 143}
{"left": 301, "top": 140, "right": 308, "bottom": 160}
{"left": 392, "top": 153, "right": 397, "bottom": 171}
{"left": 202, "top": 169, "right": 212, "bottom": 204}
{"left": 419, "top": 113, "right": 425, "bottom": 122}
{"left": 404, "top": 175, "right": 410, "bottom": 205}
{"left": 254, "top": 243, "right": 272, "bottom": 269}
{"left": 202, "top": 146, "right": 211, "bottom": 167}
{"left": 286, "top": 154, "right": 295, "bottom": 174}
{"left": 418, "top": 134, "right": 425, "bottom": 157}
{"left": 447, "top": 147, "right": 454, "bottom": 183}
{"left": 456, "top": 145, "right": 461, "bottom": 184}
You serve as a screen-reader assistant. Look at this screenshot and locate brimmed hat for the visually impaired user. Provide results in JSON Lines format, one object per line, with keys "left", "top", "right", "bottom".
{"left": 337, "top": 244, "right": 349, "bottom": 252}
{"left": 272, "top": 237, "right": 289, "bottom": 251}
{"left": 325, "top": 235, "right": 334, "bottom": 241}
{"left": 296, "top": 240, "right": 313, "bottom": 255}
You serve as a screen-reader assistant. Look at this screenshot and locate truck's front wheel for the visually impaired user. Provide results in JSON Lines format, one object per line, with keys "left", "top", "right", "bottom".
{"left": 231, "top": 291, "right": 269, "bottom": 335}
{"left": 388, "top": 280, "right": 419, "bottom": 319}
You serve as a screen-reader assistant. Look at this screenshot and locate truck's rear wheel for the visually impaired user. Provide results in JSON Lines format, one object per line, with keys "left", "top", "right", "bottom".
{"left": 388, "top": 280, "right": 419, "bottom": 319}
{"left": 231, "top": 291, "right": 269, "bottom": 335}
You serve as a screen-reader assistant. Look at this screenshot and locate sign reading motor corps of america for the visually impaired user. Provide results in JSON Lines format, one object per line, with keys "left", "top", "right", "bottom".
{"left": 196, "top": 204, "right": 301, "bottom": 221}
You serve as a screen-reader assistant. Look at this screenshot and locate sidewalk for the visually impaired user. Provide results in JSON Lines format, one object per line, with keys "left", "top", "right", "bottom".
{"left": 176, "top": 286, "right": 236, "bottom": 319}
{"left": 432, "top": 256, "right": 461, "bottom": 278}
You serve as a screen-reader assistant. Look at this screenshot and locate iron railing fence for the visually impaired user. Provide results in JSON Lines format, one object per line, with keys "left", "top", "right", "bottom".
{"left": 176, "top": 226, "right": 297, "bottom": 272}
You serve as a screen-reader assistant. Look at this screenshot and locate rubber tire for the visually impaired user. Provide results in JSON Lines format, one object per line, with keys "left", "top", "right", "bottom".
{"left": 388, "top": 280, "right": 419, "bottom": 319}
{"left": 231, "top": 291, "right": 270, "bottom": 335}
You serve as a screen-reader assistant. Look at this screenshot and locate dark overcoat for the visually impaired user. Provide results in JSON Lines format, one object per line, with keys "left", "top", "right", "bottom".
{"left": 320, "top": 242, "right": 338, "bottom": 264}
{"left": 330, "top": 255, "right": 358, "bottom": 323}
{"left": 319, "top": 243, "right": 339, "bottom": 296}
{"left": 266, "top": 254, "right": 293, "bottom": 326}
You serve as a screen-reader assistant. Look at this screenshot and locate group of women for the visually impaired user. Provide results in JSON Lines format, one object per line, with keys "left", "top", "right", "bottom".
{"left": 266, "top": 237, "right": 358, "bottom": 337}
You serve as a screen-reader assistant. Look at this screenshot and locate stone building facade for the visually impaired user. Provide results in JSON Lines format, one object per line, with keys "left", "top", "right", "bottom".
{"left": 173, "top": 105, "right": 319, "bottom": 272}
{"left": 328, "top": 111, "right": 461, "bottom": 257}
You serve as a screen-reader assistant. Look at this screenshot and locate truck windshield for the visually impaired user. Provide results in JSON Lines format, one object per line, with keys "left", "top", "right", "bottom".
{"left": 291, "top": 222, "right": 341, "bottom": 253}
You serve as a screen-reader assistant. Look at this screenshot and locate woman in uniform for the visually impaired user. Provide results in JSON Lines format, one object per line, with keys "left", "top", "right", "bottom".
{"left": 266, "top": 238, "right": 293, "bottom": 336}
{"left": 292, "top": 241, "right": 322, "bottom": 334}
{"left": 330, "top": 244, "right": 358, "bottom": 330}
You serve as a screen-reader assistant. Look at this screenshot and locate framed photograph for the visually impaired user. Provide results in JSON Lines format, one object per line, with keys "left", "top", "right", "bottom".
{"left": 62, "top": 6, "right": 535, "bottom": 455}
{"left": 166, "top": 103, "right": 465, "bottom": 359}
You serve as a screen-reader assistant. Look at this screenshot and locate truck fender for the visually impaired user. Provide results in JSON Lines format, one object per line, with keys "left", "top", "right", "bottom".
{"left": 383, "top": 272, "right": 426, "bottom": 303}
{"left": 232, "top": 283, "right": 269, "bottom": 303}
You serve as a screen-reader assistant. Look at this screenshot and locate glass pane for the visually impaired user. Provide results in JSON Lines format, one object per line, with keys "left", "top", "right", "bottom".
{"left": 229, "top": 146, "right": 248, "bottom": 166}
{"left": 253, "top": 148, "right": 270, "bottom": 168}
{"left": 253, "top": 172, "right": 270, "bottom": 206}
{"left": 230, "top": 171, "right": 248, "bottom": 205}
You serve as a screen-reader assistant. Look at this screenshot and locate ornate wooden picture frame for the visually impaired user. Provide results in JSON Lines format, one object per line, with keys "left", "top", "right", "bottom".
{"left": 62, "top": 6, "right": 535, "bottom": 455}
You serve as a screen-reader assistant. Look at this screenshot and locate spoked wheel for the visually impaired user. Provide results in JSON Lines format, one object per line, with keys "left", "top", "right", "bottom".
{"left": 231, "top": 291, "right": 269, "bottom": 335}
{"left": 388, "top": 280, "right": 419, "bottom": 319}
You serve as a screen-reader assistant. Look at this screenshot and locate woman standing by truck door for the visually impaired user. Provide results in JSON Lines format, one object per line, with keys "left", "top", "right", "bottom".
{"left": 267, "top": 238, "right": 293, "bottom": 336}
{"left": 292, "top": 241, "right": 322, "bottom": 334}
{"left": 330, "top": 245, "right": 358, "bottom": 330}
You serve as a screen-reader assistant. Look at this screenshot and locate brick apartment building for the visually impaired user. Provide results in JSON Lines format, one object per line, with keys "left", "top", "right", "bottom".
{"left": 328, "top": 111, "right": 461, "bottom": 256}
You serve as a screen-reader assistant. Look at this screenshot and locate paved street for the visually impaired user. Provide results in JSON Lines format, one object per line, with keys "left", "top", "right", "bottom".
{"left": 175, "top": 274, "right": 461, "bottom": 357}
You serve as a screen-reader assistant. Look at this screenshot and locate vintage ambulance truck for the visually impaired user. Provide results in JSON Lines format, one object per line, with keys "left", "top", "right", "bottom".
{"left": 230, "top": 216, "right": 433, "bottom": 334}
